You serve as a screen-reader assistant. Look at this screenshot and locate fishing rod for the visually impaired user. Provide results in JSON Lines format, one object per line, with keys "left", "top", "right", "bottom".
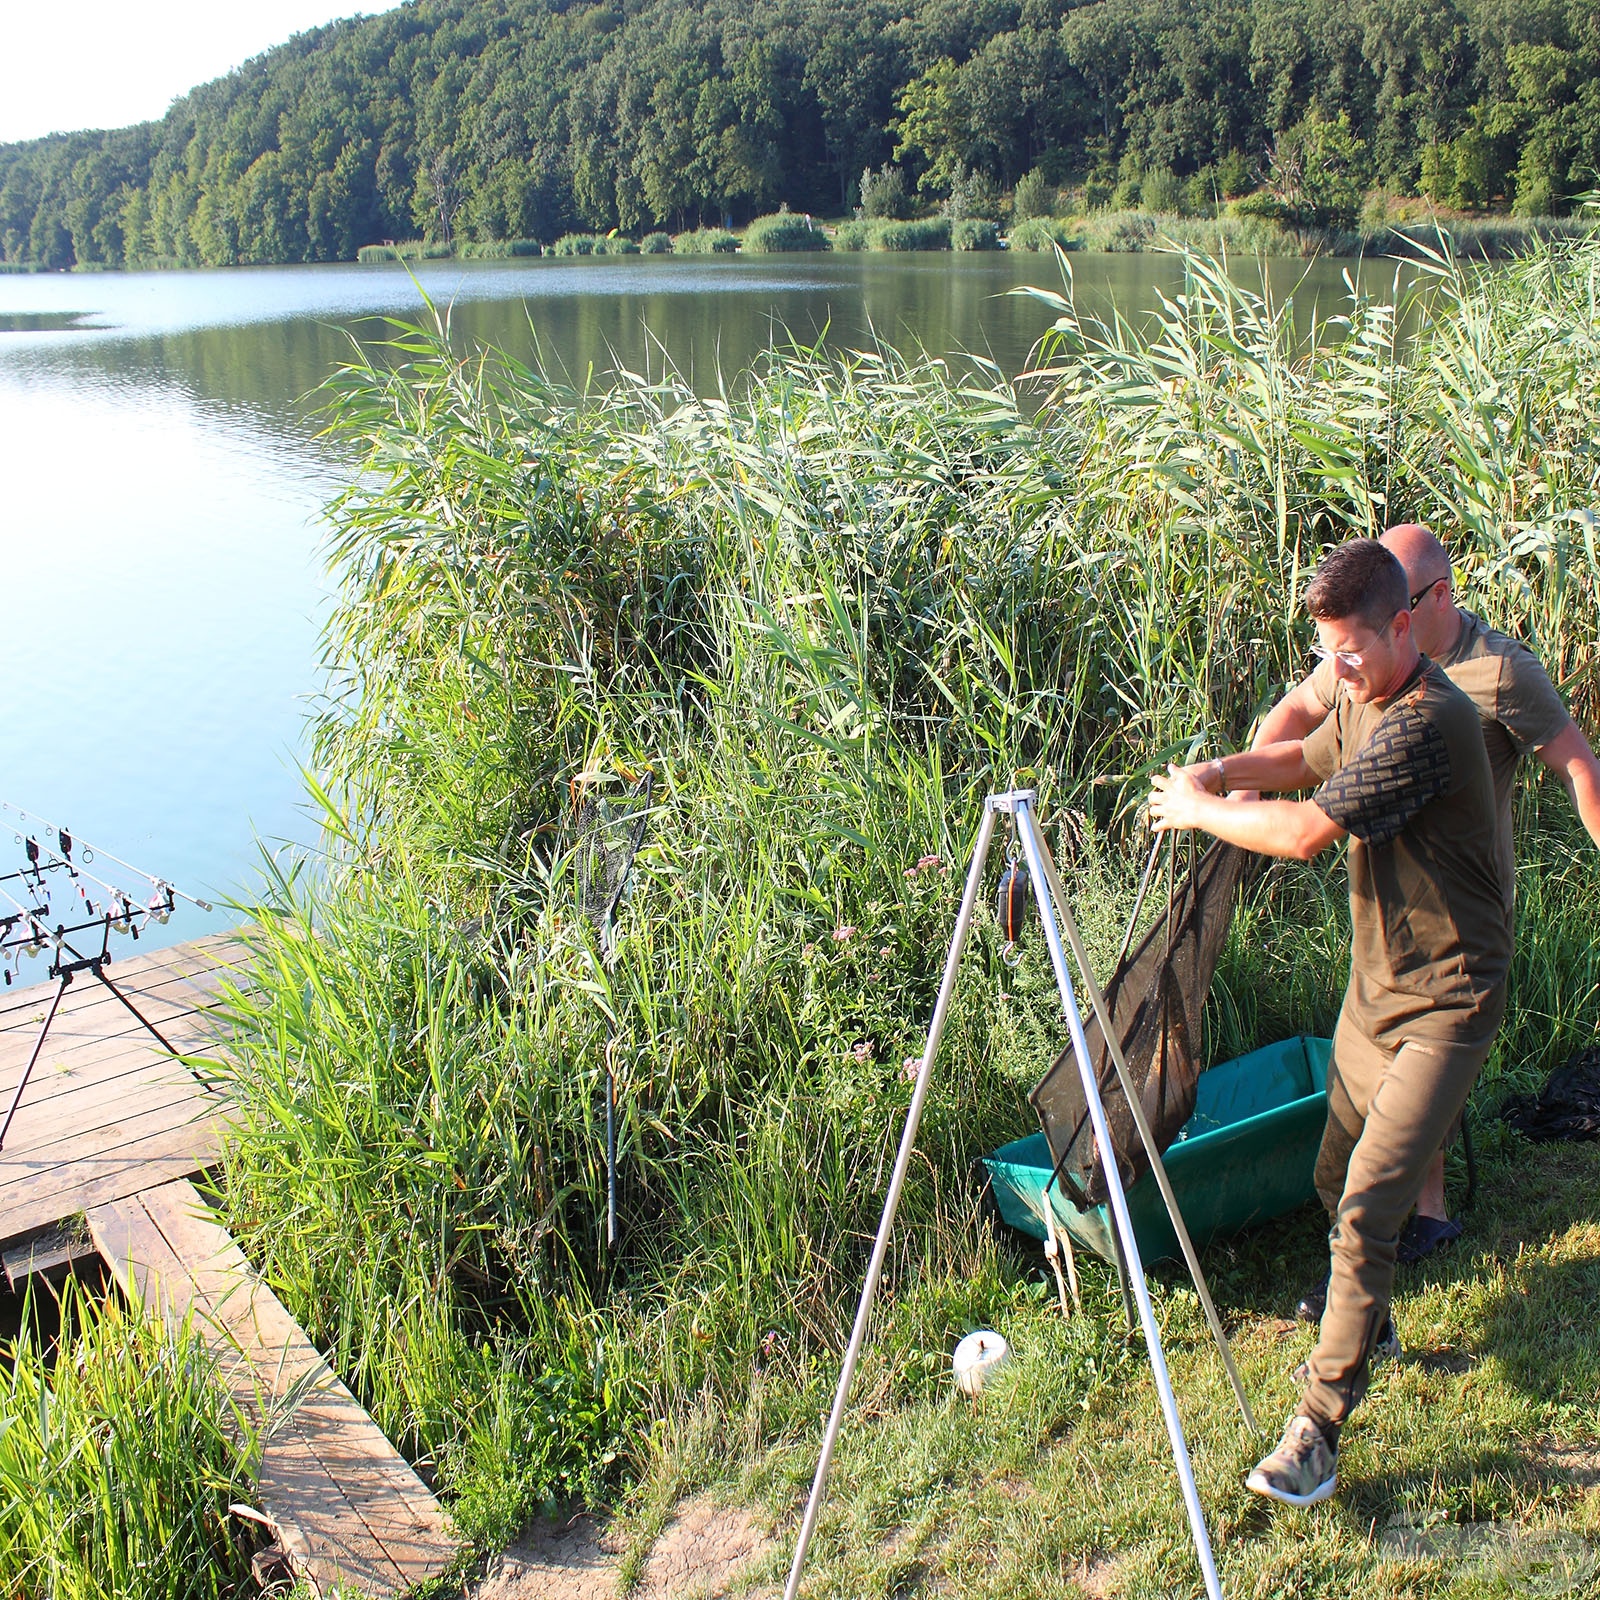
{"left": 1, "top": 801, "right": 213, "bottom": 912}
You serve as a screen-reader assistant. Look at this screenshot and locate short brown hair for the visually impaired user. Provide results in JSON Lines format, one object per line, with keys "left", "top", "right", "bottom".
{"left": 1303, "top": 539, "right": 1408, "bottom": 630}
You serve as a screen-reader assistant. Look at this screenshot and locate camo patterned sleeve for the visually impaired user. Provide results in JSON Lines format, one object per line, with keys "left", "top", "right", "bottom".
{"left": 1312, "top": 702, "right": 1452, "bottom": 847}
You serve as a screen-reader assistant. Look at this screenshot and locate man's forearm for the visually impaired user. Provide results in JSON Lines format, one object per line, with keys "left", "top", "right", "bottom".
{"left": 1566, "top": 759, "right": 1600, "bottom": 852}
{"left": 1536, "top": 721, "right": 1600, "bottom": 853}
{"left": 1165, "top": 792, "right": 1342, "bottom": 860}
{"left": 1215, "top": 742, "right": 1320, "bottom": 796}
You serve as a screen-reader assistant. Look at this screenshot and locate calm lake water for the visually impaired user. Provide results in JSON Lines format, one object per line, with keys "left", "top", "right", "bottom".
{"left": 0, "top": 250, "right": 1396, "bottom": 956}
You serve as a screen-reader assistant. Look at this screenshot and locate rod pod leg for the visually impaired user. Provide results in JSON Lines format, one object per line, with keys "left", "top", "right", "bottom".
{"left": 0, "top": 975, "right": 70, "bottom": 1152}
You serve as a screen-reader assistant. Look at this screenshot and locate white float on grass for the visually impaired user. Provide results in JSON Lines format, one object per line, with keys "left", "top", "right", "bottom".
{"left": 952, "top": 1329, "right": 1010, "bottom": 1396}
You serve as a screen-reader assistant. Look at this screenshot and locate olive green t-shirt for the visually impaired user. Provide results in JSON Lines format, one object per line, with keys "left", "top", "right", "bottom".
{"left": 1309, "top": 609, "right": 1571, "bottom": 914}
{"left": 1302, "top": 658, "right": 1510, "bottom": 1020}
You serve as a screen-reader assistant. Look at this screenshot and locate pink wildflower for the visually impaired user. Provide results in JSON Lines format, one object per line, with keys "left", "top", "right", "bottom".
{"left": 832, "top": 925, "right": 857, "bottom": 942}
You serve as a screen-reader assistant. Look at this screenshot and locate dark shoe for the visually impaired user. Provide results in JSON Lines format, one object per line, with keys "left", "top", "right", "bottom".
{"left": 1295, "top": 1273, "right": 1329, "bottom": 1325}
{"left": 1396, "top": 1214, "right": 1463, "bottom": 1266}
{"left": 1246, "top": 1415, "right": 1339, "bottom": 1506}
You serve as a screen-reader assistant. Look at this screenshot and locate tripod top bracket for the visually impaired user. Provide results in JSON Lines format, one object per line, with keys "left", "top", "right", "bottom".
{"left": 986, "top": 789, "right": 1038, "bottom": 815}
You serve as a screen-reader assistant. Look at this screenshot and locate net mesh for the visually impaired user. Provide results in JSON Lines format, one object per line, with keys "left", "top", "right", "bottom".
{"left": 1029, "top": 837, "right": 1255, "bottom": 1207}
{"left": 573, "top": 774, "right": 653, "bottom": 959}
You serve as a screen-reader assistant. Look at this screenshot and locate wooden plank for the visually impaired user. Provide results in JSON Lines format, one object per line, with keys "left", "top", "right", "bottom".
{"left": 0, "top": 1117, "right": 228, "bottom": 1242}
{"left": 89, "top": 1181, "right": 454, "bottom": 1596}
{"left": 0, "top": 1039, "right": 221, "bottom": 1128}
{"left": 0, "top": 1084, "right": 228, "bottom": 1171}
{"left": 0, "top": 935, "right": 242, "bottom": 1024}
{"left": 88, "top": 1188, "right": 410, "bottom": 1595}
{"left": 138, "top": 1186, "right": 452, "bottom": 1579}
{"left": 1, "top": 1217, "right": 98, "bottom": 1289}
{"left": 0, "top": 968, "right": 234, "bottom": 1065}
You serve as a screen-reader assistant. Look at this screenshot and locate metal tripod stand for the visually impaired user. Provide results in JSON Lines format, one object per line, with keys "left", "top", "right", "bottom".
{"left": 783, "top": 789, "right": 1255, "bottom": 1600}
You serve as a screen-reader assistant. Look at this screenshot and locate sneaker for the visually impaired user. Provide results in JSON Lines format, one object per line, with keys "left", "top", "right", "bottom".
{"left": 1370, "top": 1317, "right": 1402, "bottom": 1367}
{"left": 1290, "top": 1318, "right": 1400, "bottom": 1385}
{"left": 1246, "top": 1415, "right": 1339, "bottom": 1506}
{"left": 1397, "top": 1214, "right": 1463, "bottom": 1266}
{"left": 1295, "top": 1273, "right": 1329, "bottom": 1325}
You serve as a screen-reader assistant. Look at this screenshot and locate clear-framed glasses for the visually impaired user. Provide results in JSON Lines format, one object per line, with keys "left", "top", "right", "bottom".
{"left": 1310, "top": 610, "right": 1399, "bottom": 671}
{"left": 1311, "top": 642, "right": 1372, "bottom": 669}
{"left": 1409, "top": 576, "right": 1447, "bottom": 610}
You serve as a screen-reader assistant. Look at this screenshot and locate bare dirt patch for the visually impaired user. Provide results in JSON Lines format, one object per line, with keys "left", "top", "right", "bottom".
{"left": 1533, "top": 1442, "right": 1600, "bottom": 1489}
{"left": 1072, "top": 1551, "right": 1123, "bottom": 1599}
{"left": 471, "top": 1495, "right": 774, "bottom": 1600}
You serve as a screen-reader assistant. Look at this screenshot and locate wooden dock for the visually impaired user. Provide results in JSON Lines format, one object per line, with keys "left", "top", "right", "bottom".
{"left": 0, "top": 930, "right": 240, "bottom": 1238}
{"left": 90, "top": 1178, "right": 454, "bottom": 1595}
{"left": 0, "top": 933, "right": 456, "bottom": 1597}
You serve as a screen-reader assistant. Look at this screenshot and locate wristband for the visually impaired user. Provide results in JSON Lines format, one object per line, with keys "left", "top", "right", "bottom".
{"left": 1210, "top": 757, "right": 1227, "bottom": 794}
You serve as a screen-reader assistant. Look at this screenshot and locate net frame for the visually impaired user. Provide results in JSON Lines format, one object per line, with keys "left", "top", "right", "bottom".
{"left": 572, "top": 772, "right": 654, "bottom": 965}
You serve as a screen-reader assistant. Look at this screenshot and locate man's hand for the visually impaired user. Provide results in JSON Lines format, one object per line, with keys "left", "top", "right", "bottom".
{"left": 1149, "top": 761, "right": 1346, "bottom": 859}
{"left": 1168, "top": 757, "right": 1225, "bottom": 795}
{"left": 1149, "top": 764, "right": 1208, "bottom": 834}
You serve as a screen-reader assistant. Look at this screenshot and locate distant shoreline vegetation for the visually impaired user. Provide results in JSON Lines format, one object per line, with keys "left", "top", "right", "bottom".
{"left": 339, "top": 210, "right": 1596, "bottom": 268}
{"left": 3, "top": 0, "right": 1598, "bottom": 274}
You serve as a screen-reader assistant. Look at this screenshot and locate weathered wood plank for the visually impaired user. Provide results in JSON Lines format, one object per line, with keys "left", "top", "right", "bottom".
{"left": 0, "top": 1087, "right": 229, "bottom": 1171}
{"left": 1, "top": 1217, "right": 98, "bottom": 1289}
{"left": 90, "top": 1181, "right": 454, "bottom": 1597}
{"left": 0, "top": 1043, "right": 220, "bottom": 1129}
{"left": 0, "top": 969, "right": 235, "bottom": 1069}
{"left": 0, "top": 1116, "right": 228, "bottom": 1243}
{"left": 0, "top": 934, "right": 242, "bottom": 1024}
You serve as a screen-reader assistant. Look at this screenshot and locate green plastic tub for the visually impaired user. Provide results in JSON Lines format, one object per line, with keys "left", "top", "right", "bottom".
{"left": 984, "top": 1035, "right": 1332, "bottom": 1265}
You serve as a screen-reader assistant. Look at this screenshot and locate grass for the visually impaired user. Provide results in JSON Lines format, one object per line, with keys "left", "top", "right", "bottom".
{"left": 649, "top": 1129, "right": 1600, "bottom": 1599}
{"left": 0, "top": 1275, "right": 265, "bottom": 1599}
{"left": 38, "top": 227, "right": 1593, "bottom": 1595}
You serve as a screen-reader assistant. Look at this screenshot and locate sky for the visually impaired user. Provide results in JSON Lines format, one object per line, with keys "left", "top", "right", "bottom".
{"left": 2, "top": 0, "right": 405, "bottom": 144}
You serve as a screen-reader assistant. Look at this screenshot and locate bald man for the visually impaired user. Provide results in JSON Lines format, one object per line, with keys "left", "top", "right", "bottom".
{"left": 1230, "top": 523, "right": 1600, "bottom": 1311}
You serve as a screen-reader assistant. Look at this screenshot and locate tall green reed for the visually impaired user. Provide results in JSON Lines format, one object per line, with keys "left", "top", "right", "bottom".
{"left": 0, "top": 1276, "right": 261, "bottom": 1600}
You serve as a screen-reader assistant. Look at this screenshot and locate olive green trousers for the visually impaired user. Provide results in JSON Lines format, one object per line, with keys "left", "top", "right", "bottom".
{"left": 1299, "top": 977, "right": 1505, "bottom": 1431}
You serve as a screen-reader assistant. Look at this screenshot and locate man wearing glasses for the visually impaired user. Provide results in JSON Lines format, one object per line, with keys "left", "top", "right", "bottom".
{"left": 1247, "top": 523, "right": 1600, "bottom": 1297}
{"left": 1149, "top": 538, "right": 1508, "bottom": 1505}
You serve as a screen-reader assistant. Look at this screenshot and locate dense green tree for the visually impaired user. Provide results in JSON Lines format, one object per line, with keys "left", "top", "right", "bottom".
{"left": 0, "top": 0, "right": 1592, "bottom": 269}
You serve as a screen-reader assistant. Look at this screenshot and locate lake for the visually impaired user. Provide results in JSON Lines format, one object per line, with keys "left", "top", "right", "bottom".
{"left": 0, "top": 250, "right": 1398, "bottom": 959}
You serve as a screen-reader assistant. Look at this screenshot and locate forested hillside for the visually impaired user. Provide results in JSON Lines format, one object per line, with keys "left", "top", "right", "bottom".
{"left": 3, "top": 0, "right": 1596, "bottom": 270}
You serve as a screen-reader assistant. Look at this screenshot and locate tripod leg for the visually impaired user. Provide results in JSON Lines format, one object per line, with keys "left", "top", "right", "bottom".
{"left": 0, "top": 977, "right": 71, "bottom": 1152}
{"left": 1033, "top": 830, "right": 1260, "bottom": 1435}
{"left": 783, "top": 805, "right": 999, "bottom": 1600}
{"left": 1015, "top": 800, "right": 1223, "bottom": 1600}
